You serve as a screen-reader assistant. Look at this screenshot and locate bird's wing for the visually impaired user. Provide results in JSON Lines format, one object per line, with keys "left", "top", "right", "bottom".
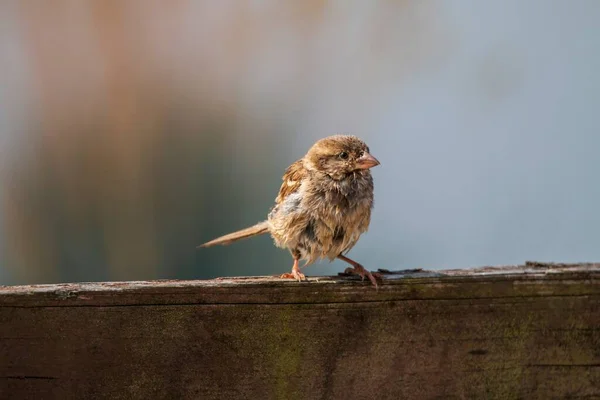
{"left": 275, "top": 159, "right": 306, "bottom": 204}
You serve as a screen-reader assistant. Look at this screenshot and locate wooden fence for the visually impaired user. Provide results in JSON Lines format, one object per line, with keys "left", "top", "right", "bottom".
{"left": 1, "top": 262, "right": 598, "bottom": 399}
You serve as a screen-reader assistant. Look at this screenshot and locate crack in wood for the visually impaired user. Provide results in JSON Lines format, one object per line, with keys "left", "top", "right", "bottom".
{"left": 2, "top": 376, "right": 57, "bottom": 380}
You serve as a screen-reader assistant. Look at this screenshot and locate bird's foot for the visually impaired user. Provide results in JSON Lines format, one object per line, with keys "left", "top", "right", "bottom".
{"left": 280, "top": 267, "right": 306, "bottom": 282}
{"left": 280, "top": 258, "right": 306, "bottom": 282}
{"left": 343, "top": 265, "right": 380, "bottom": 288}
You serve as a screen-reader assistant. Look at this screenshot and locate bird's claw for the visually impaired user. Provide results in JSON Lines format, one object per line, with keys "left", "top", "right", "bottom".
{"left": 343, "top": 266, "right": 380, "bottom": 288}
{"left": 280, "top": 270, "right": 306, "bottom": 282}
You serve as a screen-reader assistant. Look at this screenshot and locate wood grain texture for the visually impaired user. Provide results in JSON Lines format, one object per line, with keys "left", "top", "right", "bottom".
{"left": 0, "top": 262, "right": 599, "bottom": 399}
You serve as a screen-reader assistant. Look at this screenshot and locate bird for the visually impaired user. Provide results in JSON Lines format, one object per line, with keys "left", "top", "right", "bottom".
{"left": 198, "top": 134, "right": 381, "bottom": 287}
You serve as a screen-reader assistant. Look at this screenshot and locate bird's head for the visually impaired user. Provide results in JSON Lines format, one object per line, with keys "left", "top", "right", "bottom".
{"left": 304, "top": 135, "right": 380, "bottom": 180}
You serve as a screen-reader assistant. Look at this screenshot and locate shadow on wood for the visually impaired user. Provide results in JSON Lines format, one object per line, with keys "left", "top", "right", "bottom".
{"left": 1, "top": 262, "right": 599, "bottom": 399}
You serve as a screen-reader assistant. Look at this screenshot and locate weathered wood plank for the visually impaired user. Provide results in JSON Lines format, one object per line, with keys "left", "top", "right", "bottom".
{"left": 0, "top": 262, "right": 599, "bottom": 399}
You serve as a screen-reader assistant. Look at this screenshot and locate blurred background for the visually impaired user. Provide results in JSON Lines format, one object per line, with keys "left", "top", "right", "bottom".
{"left": 1, "top": 1, "right": 599, "bottom": 285}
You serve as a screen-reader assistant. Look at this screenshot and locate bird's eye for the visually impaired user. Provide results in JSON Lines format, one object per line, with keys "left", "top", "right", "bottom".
{"left": 338, "top": 151, "right": 349, "bottom": 160}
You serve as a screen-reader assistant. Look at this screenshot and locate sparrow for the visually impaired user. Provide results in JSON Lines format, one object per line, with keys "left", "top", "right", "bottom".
{"left": 199, "top": 135, "right": 381, "bottom": 287}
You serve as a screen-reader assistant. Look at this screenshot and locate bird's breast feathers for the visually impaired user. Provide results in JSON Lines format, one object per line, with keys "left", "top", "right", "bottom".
{"left": 268, "top": 174, "right": 373, "bottom": 262}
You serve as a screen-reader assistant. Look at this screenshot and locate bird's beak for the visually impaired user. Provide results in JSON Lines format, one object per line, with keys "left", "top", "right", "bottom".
{"left": 356, "top": 152, "right": 380, "bottom": 169}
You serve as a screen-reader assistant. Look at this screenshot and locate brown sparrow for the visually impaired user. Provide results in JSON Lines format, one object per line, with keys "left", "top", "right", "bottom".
{"left": 199, "top": 135, "right": 380, "bottom": 286}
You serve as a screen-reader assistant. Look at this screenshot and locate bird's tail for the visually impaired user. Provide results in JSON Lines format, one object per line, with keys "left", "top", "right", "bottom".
{"left": 198, "top": 221, "right": 269, "bottom": 248}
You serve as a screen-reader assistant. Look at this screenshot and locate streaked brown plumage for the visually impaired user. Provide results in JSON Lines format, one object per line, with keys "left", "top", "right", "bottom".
{"left": 199, "top": 135, "right": 380, "bottom": 286}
